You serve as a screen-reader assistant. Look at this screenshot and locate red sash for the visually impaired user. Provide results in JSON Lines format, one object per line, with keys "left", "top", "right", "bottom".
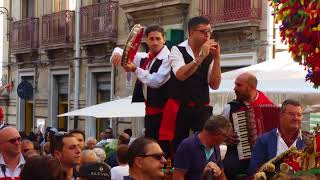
{"left": 158, "top": 99, "right": 209, "bottom": 141}
{"left": 159, "top": 99, "right": 180, "bottom": 141}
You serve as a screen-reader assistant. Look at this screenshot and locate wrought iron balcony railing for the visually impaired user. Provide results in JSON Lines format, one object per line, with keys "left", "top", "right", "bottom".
{"left": 41, "top": 10, "right": 75, "bottom": 49}
{"left": 11, "top": 18, "right": 39, "bottom": 54}
{"left": 80, "top": 1, "right": 118, "bottom": 45}
{"left": 199, "top": 0, "right": 262, "bottom": 24}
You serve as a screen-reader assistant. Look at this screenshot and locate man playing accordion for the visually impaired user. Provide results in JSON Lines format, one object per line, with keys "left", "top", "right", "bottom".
{"left": 111, "top": 25, "right": 171, "bottom": 154}
{"left": 221, "top": 72, "right": 275, "bottom": 179}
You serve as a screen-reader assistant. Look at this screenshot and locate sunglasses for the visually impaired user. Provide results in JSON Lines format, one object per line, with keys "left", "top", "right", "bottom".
{"left": 0, "top": 124, "right": 9, "bottom": 130}
{"left": 140, "top": 152, "right": 166, "bottom": 161}
{"left": 6, "top": 137, "right": 22, "bottom": 144}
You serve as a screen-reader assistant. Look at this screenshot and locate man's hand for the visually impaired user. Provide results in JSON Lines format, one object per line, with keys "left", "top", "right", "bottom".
{"left": 203, "top": 161, "right": 222, "bottom": 177}
{"left": 122, "top": 62, "right": 137, "bottom": 72}
{"left": 199, "top": 40, "right": 211, "bottom": 59}
{"left": 225, "top": 130, "right": 240, "bottom": 145}
{"left": 111, "top": 53, "right": 122, "bottom": 65}
{"left": 209, "top": 40, "right": 221, "bottom": 59}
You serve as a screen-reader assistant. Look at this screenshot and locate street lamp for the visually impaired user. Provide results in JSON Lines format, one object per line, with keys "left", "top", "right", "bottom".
{"left": 0, "top": 6, "right": 13, "bottom": 41}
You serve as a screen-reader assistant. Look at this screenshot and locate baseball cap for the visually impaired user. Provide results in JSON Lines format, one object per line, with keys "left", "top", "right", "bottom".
{"left": 78, "top": 162, "right": 111, "bottom": 180}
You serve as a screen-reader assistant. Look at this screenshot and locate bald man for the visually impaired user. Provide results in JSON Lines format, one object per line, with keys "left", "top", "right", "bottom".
{"left": 21, "top": 139, "right": 34, "bottom": 155}
{"left": 220, "top": 72, "right": 274, "bottom": 179}
{"left": 86, "top": 137, "right": 97, "bottom": 150}
{"left": 80, "top": 149, "right": 98, "bottom": 165}
{"left": 0, "top": 127, "right": 26, "bottom": 179}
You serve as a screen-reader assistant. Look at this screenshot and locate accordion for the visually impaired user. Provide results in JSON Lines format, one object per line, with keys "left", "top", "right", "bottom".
{"left": 232, "top": 104, "right": 280, "bottom": 160}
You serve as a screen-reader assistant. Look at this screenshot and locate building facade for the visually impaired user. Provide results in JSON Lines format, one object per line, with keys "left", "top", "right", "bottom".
{"left": 1, "top": 0, "right": 276, "bottom": 138}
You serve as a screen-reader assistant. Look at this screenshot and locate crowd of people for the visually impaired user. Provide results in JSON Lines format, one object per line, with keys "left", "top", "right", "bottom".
{"left": 0, "top": 15, "right": 314, "bottom": 180}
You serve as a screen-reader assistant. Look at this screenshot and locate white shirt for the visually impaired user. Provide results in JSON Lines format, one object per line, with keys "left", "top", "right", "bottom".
{"left": 276, "top": 129, "right": 302, "bottom": 156}
{"left": 0, "top": 153, "right": 25, "bottom": 179}
{"left": 111, "top": 46, "right": 171, "bottom": 98}
{"left": 169, "top": 40, "right": 214, "bottom": 80}
{"left": 220, "top": 92, "right": 261, "bottom": 119}
{"left": 111, "top": 164, "right": 129, "bottom": 180}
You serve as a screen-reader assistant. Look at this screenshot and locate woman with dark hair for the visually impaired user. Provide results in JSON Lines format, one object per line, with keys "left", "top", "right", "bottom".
{"left": 20, "top": 155, "right": 65, "bottom": 180}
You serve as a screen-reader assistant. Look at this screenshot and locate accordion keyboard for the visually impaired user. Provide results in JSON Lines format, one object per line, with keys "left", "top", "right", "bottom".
{"left": 232, "top": 111, "right": 252, "bottom": 160}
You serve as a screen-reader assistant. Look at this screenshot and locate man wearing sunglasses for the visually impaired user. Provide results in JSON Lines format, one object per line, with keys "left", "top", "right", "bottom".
{"left": 173, "top": 115, "right": 230, "bottom": 180}
{"left": 125, "top": 137, "right": 166, "bottom": 180}
{"left": 159, "top": 16, "right": 221, "bottom": 154}
{"left": 0, "top": 127, "right": 25, "bottom": 179}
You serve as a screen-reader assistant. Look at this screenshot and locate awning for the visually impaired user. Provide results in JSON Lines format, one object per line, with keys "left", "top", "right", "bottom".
{"left": 58, "top": 96, "right": 145, "bottom": 118}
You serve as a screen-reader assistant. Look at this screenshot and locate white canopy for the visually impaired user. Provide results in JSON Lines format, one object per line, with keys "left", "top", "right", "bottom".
{"left": 58, "top": 96, "right": 145, "bottom": 118}
{"left": 59, "top": 59, "right": 319, "bottom": 117}
{"left": 210, "top": 59, "right": 320, "bottom": 114}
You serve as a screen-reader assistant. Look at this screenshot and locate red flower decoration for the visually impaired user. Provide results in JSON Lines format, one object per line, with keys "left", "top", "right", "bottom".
{"left": 270, "top": 0, "right": 320, "bottom": 88}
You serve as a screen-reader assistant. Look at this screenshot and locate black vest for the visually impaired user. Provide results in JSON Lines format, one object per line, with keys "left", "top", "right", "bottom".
{"left": 132, "top": 58, "right": 169, "bottom": 108}
{"left": 168, "top": 46, "right": 213, "bottom": 106}
{"left": 228, "top": 100, "right": 246, "bottom": 122}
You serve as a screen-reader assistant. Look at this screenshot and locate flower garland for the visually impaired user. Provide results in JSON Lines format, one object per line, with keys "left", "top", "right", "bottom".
{"left": 270, "top": 0, "right": 320, "bottom": 88}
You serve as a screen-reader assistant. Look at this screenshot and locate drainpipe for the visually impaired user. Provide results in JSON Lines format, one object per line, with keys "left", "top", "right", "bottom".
{"left": 73, "top": 0, "right": 81, "bottom": 128}
{"left": 266, "top": 4, "right": 273, "bottom": 61}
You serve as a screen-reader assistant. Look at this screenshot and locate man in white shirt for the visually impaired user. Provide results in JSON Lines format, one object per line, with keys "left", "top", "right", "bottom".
{"left": 248, "top": 99, "right": 304, "bottom": 176}
{"left": 220, "top": 72, "right": 274, "bottom": 179}
{"left": 159, "top": 16, "right": 221, "bottom": 153}
{"left": 0, "top": 127, "right": 26, "bottom": 179}
{"left": 111, "top": 144, "right": 129, "bottom": 180}
{"left": 111, "top": 25, "right": 170, "bottom": 147}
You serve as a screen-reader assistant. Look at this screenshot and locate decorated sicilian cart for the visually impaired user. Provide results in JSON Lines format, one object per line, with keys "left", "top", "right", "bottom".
{"left": 254, "top": 125, "right": 320, "bottom": 179}
{"left": 252, "top": 1, "right": 320, "bottom": 178}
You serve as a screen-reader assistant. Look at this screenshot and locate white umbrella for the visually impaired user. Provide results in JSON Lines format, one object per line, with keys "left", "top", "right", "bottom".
{"left": 304, "top": 104, "right": 320, "bottom": 114}
{"left": 58, "top": 96, "right": 145, "bottom": 118}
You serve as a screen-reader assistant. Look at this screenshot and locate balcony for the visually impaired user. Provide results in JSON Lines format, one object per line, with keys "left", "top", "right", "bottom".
{"left": 41, "top": 10, "right": 75, "bottom": 50}
{"left": 120, "top": 0, "right": 189, "bottom": 26}
{"left": 11, "top": 18, "right": 39, "bottom": 54}
{"left": 80, "top": 1, "right": 118, "bottom": 45}
{"left": 199, "top": 0, "right": 262, "bottom": 26}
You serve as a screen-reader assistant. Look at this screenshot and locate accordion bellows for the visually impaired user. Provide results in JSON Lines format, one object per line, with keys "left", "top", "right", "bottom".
{"left": 232, "top": 104, "right": 280, "bottom": 160}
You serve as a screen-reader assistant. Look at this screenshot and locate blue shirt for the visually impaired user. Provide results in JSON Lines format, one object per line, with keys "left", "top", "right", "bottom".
{"left": 174, "top": 133, "right": 223, "bottom": 180}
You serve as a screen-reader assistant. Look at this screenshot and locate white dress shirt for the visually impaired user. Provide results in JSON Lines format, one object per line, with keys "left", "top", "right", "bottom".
{"left": 111, "top": 46, "right": 171, "bottom": 98}
{"left": 276, "top": 129, "right": 302, "bottom": 156}
{"left": 169, "top": 40, "right": 214, "bottom": 81}
{"left": 220, "top": 92, "right": 261, "bottom": 119}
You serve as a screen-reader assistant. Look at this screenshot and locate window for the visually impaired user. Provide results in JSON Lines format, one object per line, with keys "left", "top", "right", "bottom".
{"left": 22, "top": 0, "right": 34, "bottom": 18}
{"left": 52, "top": 0, "right": 62, "bottom": 12}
